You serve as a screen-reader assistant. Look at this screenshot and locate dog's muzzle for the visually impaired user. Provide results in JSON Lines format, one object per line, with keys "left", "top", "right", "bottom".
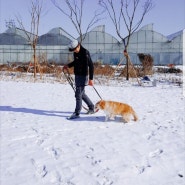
{"left": 94, "top": 105, "right": 99, "bottom": 112}
{"left": 95, "top": 108, "right": 99, "bottom": 112}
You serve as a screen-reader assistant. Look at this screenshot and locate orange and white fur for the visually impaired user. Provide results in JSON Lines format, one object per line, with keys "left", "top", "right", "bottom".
{"left": 95, "top": 100, "right": 138, "bottom": 123}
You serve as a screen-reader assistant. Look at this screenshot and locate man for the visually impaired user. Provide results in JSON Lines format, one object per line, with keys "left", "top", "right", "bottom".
{"left": 64, "top": 39, "right": 94, "bottom": 119}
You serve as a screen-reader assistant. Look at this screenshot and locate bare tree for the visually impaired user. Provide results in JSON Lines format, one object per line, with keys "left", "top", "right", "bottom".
{"left": 99, "top": 0, "right": 154, "bottom": 80}
{"left": 16, "top": 0, "right": 43, "bottom": 78}
{"left": 51, "top": 0, "right": 104, "bottom": 42}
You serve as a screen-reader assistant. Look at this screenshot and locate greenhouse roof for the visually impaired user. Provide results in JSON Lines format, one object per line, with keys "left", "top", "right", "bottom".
{"left": 0, "top": 32, "right": 28, "bottom": 45}
{"left": 47, "top": 27, "right": 75, "bottom": 40}
{"left": 167, "top": 30, "right": 183, "bottom": 41}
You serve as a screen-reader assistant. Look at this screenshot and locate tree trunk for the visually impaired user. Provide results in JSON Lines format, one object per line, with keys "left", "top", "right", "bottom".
{"left": 126, "top": 57, "right": 129, "bottom": 80}
{"left": 124, "top": 49, "right": 129, "bottom": 80}
{"left": 33, "top": 44, "right": 36, "bottom": 78}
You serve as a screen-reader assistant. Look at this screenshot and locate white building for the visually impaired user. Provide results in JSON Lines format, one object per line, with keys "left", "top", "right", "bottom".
{"left": 0, "top": 24, "right": 183, "bottom": 65}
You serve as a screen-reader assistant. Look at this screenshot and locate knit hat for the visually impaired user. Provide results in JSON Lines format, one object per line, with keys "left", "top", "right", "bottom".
{"left": 68, "top": 39, "right": 79, "bottom": 51}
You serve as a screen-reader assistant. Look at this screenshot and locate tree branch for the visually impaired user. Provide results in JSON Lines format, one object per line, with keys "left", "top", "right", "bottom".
{"left": 52, "top": 0, "right": 104, "bottom": 42}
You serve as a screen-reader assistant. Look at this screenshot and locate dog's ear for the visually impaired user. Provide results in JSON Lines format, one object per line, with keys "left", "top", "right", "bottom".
{"left": 95, "top": 100, "right": 101, "bottom": 106}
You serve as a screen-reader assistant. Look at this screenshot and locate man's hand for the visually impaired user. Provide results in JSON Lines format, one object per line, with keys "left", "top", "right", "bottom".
{"left": 63, "top": 65, "right": 68, "bottom": 70}
{"left": 88, "top": 80, "right": 93, "bottom": 86}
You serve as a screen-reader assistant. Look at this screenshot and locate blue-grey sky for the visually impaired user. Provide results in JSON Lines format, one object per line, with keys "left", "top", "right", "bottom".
{"left": 0, "top": 0, "right": 185, "bottom": 39}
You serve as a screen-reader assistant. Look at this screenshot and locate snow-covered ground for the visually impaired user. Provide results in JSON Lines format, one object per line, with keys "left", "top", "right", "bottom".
{"left": 0, "top": 74, "right": 184, "bottom": 185}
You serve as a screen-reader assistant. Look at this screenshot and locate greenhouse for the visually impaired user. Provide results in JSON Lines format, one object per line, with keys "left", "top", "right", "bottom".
{"left": 0, "top": 24, "right": 184, "bottom": 65}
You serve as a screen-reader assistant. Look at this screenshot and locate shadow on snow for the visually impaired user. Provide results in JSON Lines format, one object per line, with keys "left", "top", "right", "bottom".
{"left": 0, "top": 105, "right": 71, "bottom": 118}
{"left": 0, "top": 106, "right": 104, "bottom": 122}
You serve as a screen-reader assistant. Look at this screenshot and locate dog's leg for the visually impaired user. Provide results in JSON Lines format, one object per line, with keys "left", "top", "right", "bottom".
{"left": 109, "top": 114, "right": 115, "bottom": 120}
{"left": 104, "top": 111, "right": 110, "bottom": 122}
{"left": 122, "top": 114, "right": 130, "bottom": 123}
{"left": 105, "top": 114, "right": 109, "bottom": 122}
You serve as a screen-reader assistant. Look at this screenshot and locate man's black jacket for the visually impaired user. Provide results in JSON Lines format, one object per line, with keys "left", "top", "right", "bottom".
{"left": 67, "top": 45, "right": 94, "bottom": 81}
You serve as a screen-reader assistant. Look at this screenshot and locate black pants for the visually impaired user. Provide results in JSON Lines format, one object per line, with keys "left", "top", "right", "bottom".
{"left": 75, "top": 86, "right": 94, "bottom": 114}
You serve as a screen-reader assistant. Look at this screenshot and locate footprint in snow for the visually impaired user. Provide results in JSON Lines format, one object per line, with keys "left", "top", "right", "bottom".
{"left": 36, "top": 138, "right": 44, "bottom": 145}
{"left": 134, "top": 166, "right": 145, "bottom": 174}
{"left": 50, "top": 147, "right": 62, "bottom": 160}
{"left": 134, "top": 157, "right": 151, "bottom": 174}
{"left": 45, "top": 147, "right": 62, "bottom": 160}
{"left": 144, "top": 131, "right": 155, "bottom": 140}
{"left": 31, "top": 127, "right": 38, "bottom": 134}
{"left": 96, "top": 168, "right": 113, "bottom": 185}
{"left": 149, "top": 149, "right": 163, "bottom": 158}
{"left": 50, "top": 171, "right": 62, "bottom": 184}
{"left": 85, "top": 154, "right": 102, "bottom": 166}
{"left": 31, "top": 158, "right": 47, "bottom": 178}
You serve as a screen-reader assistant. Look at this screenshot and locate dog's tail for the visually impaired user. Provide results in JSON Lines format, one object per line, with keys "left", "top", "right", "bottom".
{"left": 132, "top": 109, "right": 138, "bottom": 121}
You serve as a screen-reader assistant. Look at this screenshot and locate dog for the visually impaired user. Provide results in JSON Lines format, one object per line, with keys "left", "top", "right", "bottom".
{"left": 95, "top": 100, "right": 138, "bottom": 123}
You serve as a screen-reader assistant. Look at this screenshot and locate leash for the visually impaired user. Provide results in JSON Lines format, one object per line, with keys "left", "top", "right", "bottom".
{"left": 62, "top": 67, "right": 88, "bottom": 110}
{"left": 93, "top": 85, "right": 102, "bottom": 100}
{"left": 62, "top": 67, "right": 75, "bottom": 91}
{"left": 63, "top": 67, "right": 103, "bottom": 110}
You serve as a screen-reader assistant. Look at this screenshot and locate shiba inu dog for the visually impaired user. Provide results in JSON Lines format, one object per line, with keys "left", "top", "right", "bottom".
{"left": 95, "top": 100, "right": 138, "bottom": 123}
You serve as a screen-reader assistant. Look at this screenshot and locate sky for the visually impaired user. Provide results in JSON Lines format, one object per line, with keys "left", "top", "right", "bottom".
{"left": 0, "top": 0, "right": 185, "bottom": 39}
